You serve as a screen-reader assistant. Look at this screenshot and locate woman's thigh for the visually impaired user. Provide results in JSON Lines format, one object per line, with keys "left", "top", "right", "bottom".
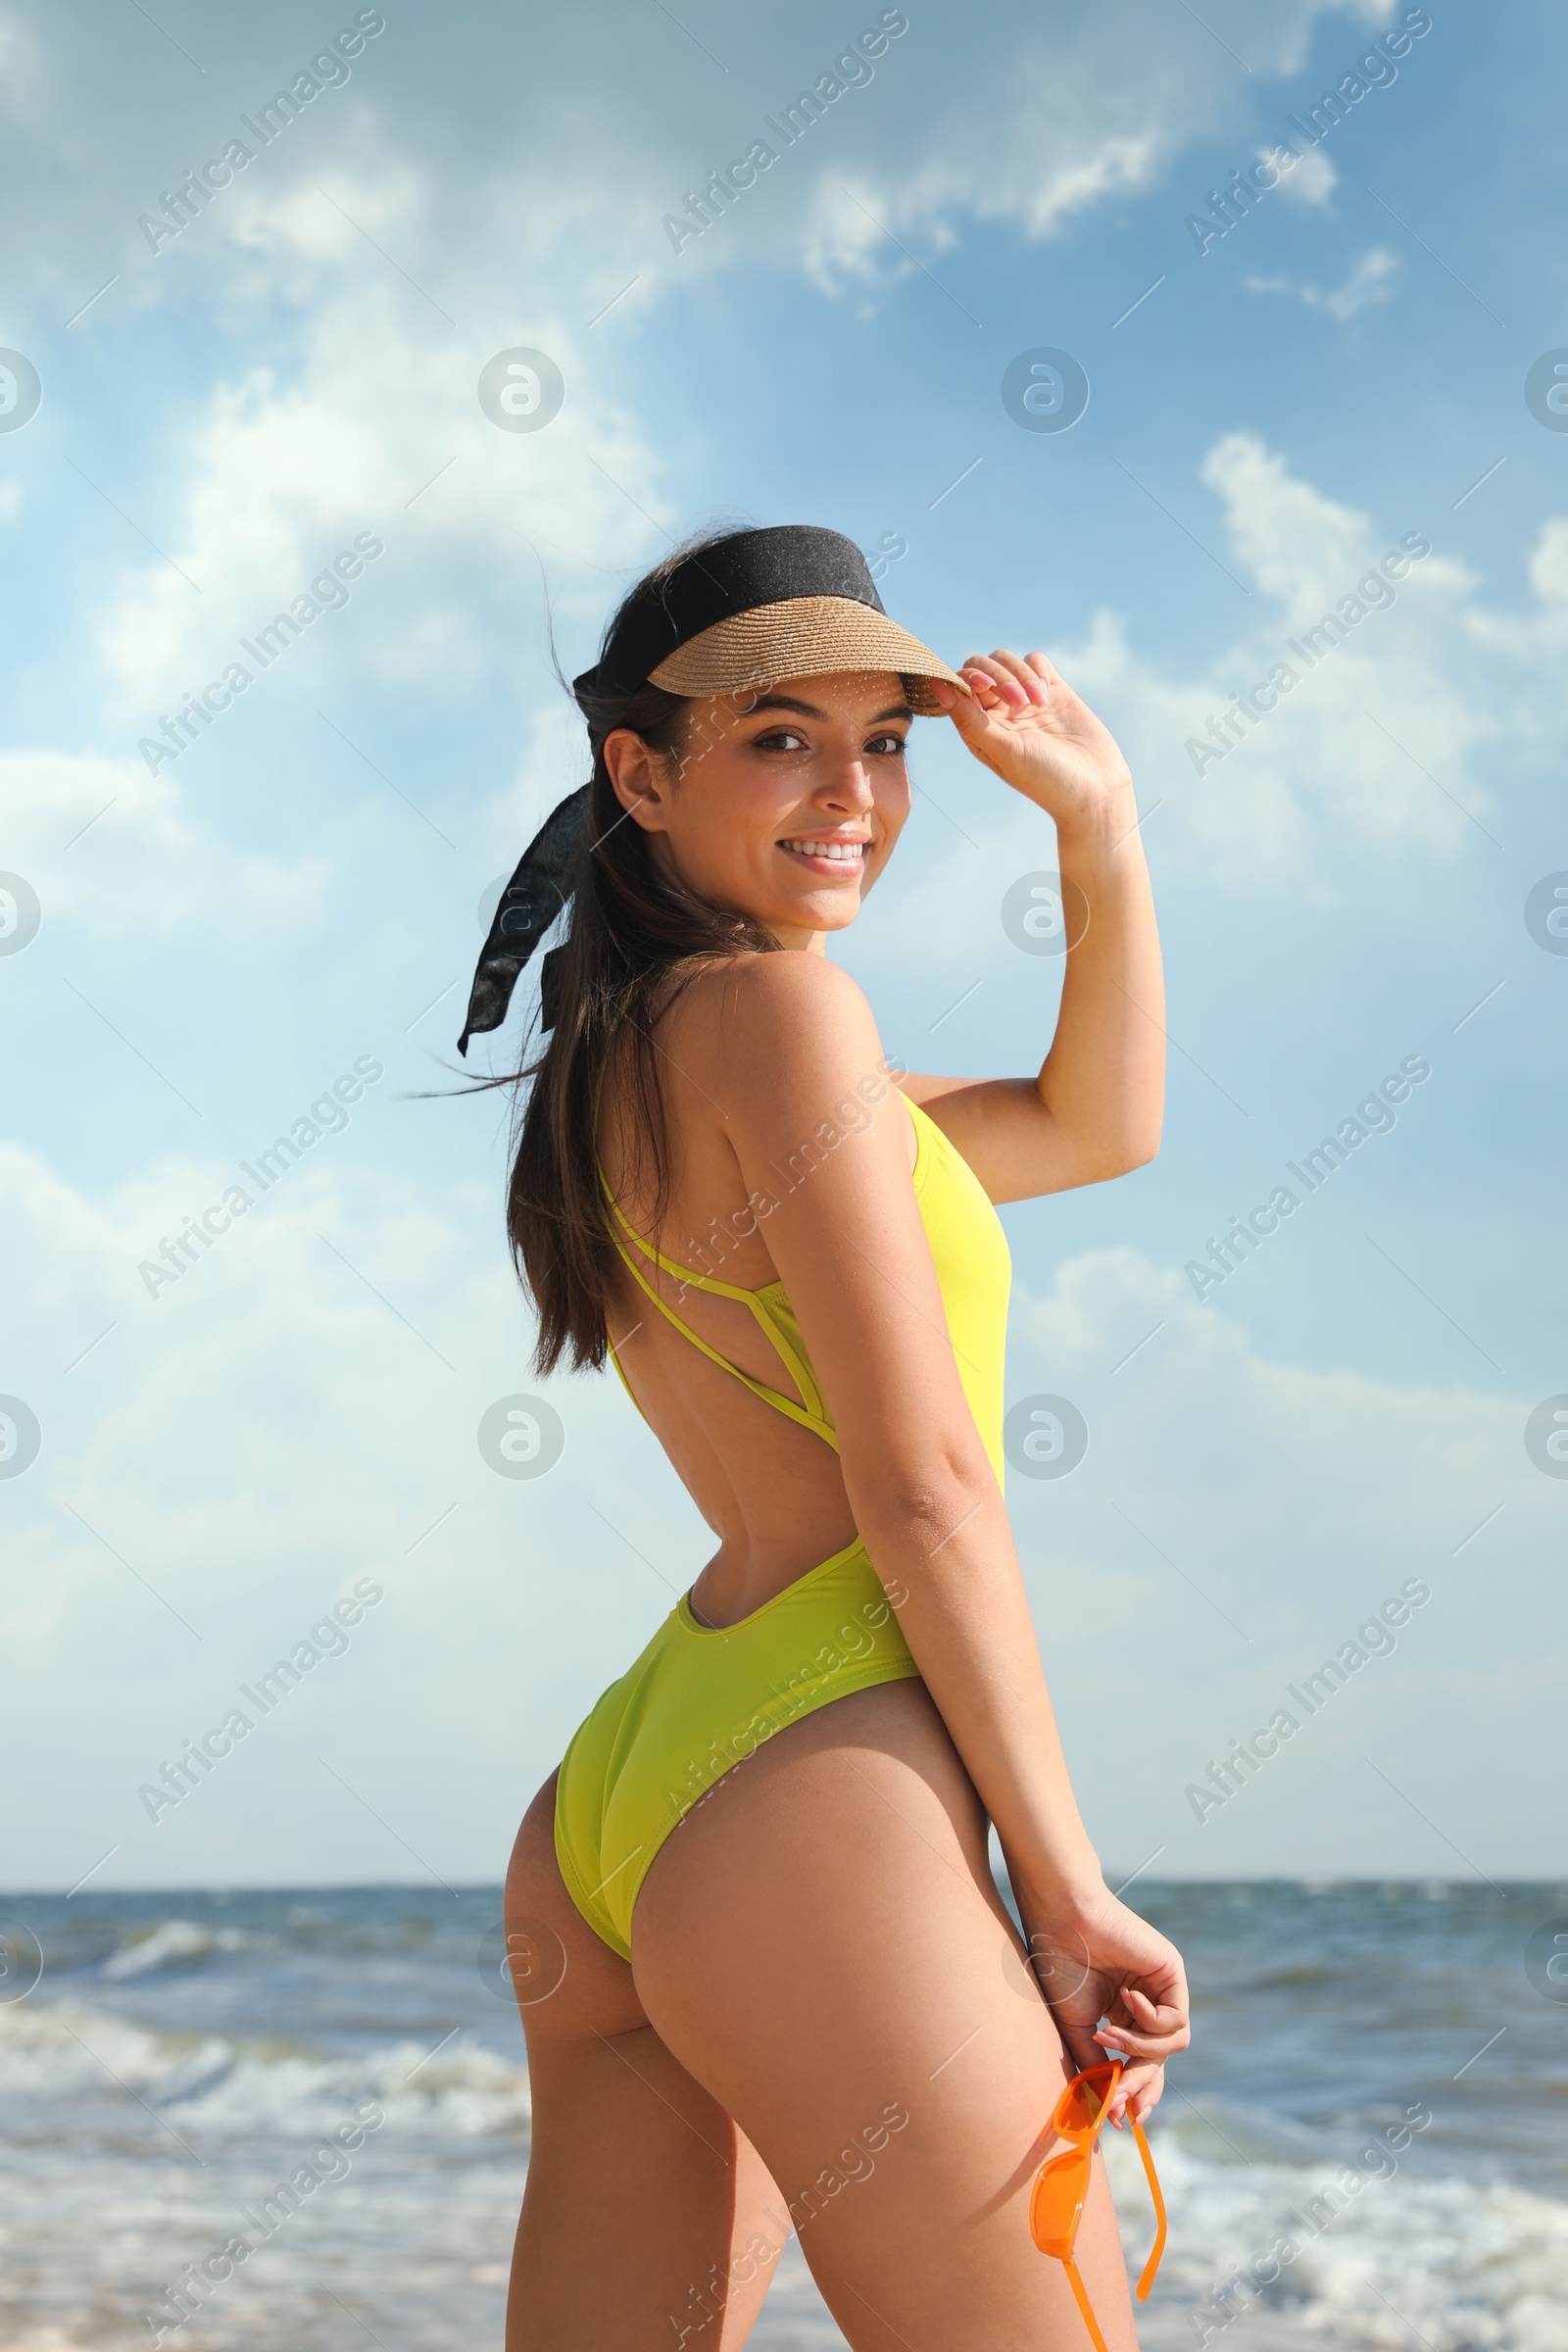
{"left": 504, "top": 1774, "right": 791, "bottom": 2350}
{"left": 630, "top": 1682, "right": 1141, "bottom": 2352}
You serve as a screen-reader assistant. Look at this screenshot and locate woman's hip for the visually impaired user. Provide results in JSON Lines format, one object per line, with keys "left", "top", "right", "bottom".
{"left": 553, "top": 1536, "right": 921, "bottom": 1962}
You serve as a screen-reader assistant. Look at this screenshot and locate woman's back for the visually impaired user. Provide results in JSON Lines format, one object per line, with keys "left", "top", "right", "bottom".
{"left": 595, "top": 955, "right": 1010, "bottom": 1631}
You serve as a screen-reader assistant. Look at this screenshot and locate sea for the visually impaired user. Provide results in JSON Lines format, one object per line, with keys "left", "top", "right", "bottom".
{"left": 2, "top": 1879, "right": 1564, "bottom": 2351}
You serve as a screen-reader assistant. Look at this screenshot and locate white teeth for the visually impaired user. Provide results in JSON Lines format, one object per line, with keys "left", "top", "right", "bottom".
{"left": 783, "top": 840, "right": 865, "bottom": 862}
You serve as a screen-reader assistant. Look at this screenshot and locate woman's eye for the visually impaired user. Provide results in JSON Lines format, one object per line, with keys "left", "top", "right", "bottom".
{"left": 865, "top": 733, "right": 908, "bottom": 758}
{"left": 753, "top": 729, "right": 808, "bottom": 753}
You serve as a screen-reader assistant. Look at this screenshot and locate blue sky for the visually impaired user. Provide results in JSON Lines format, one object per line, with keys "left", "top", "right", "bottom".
{"left": 2, "top": 0, "right": 1563, "bottom": 1892}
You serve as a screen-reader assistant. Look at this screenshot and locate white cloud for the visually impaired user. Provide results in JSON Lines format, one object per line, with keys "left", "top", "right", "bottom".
{"left": 0, "top": 1131, "right": 701, "bottom": 1885}
{"left": 854, "top": 423, "right": 1568, "bottom": 999}
{"left": 1003, "top": 1246, "right": 1562, "bottom": 1877}
{"left": 0, "top": 748, "right": 323, "bottom": 938}
{"left": 1037, "top": 432, "right": 1560, "bottom": 884}
{"left": 1245, "top": 243, "right": 1398, "bottom": 319}
{"left": 1274, "top": 142, "right": 1339, "bottom": 204}
{"left": 87, "top": 272, "right": 673, "bottom": 717}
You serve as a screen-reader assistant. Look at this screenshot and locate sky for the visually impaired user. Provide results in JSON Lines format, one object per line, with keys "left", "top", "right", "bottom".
{"left": 1, "top": 0, "right": 1563, "bottom": 1894}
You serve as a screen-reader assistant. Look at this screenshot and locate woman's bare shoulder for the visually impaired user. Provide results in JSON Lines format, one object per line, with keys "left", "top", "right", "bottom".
{"left": 662, "top": 953, "right": 884, "bottom": 1113}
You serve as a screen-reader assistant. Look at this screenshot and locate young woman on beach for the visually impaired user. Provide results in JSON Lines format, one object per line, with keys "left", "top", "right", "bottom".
{"left": 458, "top": 524, "right": 1190, "bottom": 2349}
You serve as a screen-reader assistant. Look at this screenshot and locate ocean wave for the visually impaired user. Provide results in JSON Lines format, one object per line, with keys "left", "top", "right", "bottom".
{"left": 99, "top": 1918, "right": 255, "bottom": 1979}
{"left": 0, "top": 1998, "right": 530, "bottom": 2141}
{"left": 1106, "top": 2132, "right": 1568, "bottom": 2352}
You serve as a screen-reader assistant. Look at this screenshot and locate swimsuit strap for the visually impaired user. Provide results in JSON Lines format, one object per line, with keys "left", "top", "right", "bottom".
{"left": 593, "top": 1008, "right": 837, "bottom": 1451}
{"left": 602, "top": 1186, "right": 838, "bottom": 1451}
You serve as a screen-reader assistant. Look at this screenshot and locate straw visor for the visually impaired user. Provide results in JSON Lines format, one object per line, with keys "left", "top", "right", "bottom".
{"left": 647, "top": 593, "right": 968, "bottom": 715}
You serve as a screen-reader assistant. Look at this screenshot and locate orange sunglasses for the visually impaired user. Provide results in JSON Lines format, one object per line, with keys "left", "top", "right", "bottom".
{"left": 1029, "top": 2061, "right": 1167, "bottom": 2352}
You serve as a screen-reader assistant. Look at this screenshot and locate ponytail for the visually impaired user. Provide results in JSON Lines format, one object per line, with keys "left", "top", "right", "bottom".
{"left": 505, "top": 536, "right": 776, "bottom": 1373}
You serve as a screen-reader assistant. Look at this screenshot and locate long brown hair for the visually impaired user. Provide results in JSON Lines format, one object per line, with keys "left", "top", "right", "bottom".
{"left": 507, "top": 533, "right": 777, "bottom": 1375}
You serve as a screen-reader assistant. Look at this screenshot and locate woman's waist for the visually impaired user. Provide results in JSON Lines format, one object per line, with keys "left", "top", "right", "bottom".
{"left": 685, "top": 1505, "right": 875, "bottom": 1631}
{"left": 578, "top": 1531, "right": 915, "bottom": 1742}
{"left": 676, "top": 1527, "right": 906, "bottom": 1645}
{"left": 582, "top": 1533, "right": 919, "bottom": 1828}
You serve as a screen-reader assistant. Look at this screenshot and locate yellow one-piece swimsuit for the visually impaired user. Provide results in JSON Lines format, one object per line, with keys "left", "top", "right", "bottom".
{"left": 553, "top": 1092, "right": 1012, "bottom": 1962}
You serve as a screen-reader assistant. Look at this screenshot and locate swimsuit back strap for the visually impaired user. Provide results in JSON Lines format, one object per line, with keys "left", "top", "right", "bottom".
{"left": 607, "top": 1192, "right": 829, "bottom": 1422}
{"left": 606, "top": 1337, "right": 650, "bottom": 1426}
{"left": 603, "top": 1192, "right": 838, "bottom": 1451}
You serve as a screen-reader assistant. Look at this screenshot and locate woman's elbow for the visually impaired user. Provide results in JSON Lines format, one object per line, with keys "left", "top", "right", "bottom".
{"left": 843, "top": 1449, "right": 999, "bottom": 1549}
{"left": 1117, "top": 1122, "right": 1162, "bottom": 1175}
{"left": 1079, "top": 1123, "right": 1162, "bottom": 1184}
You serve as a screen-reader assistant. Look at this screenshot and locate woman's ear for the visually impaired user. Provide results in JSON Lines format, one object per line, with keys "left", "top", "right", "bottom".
{"left": 603, "top": 728, "right": 672, "bottom": 834}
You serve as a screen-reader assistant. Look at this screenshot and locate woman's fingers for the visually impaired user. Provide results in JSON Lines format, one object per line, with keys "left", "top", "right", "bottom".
{"left": 985, "top": 648, "right": 1051, "bottom": 703}
{"left": 1104, "top": 2061, "right": 1164, "bottom": 2129}
{"left": 1092, "top": 1979, "right": 1191, "bottom": 2064}
{"left": 1116, "top": 1987, "right": 1191, "bottom": 2037}
{"left": 1093, "top": 1999, "right": 1191, "bottom": 2060}
{"left": 1122, "top": 1956, "right": 1190, "bottom": 2025}
{"left": 1093, "top": 2010, "right": 1187, "bottom": 2053}
{"left": 1122, "top": 2068, "right": 1166, "bottom": 2128}
{"left": 958, "top": 652, "right": 1037, "bottom": 707}
{"left": 1094, "top": 2020, "right": 1188, "bottom": 2063}
{"left": 938, "top": 672, "right": 1008, "bottom": 730}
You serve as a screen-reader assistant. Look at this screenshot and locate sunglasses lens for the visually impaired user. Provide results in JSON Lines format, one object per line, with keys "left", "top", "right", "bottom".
{"left": 1030, "top": 2147, "right": 1090, "bottom": 2253}
{"left": 1055, "top": 2068, "right": 1112, "bottom": 2133}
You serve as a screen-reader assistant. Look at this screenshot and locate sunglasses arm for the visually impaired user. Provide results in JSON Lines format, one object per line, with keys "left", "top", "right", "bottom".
{"left": 1130, "top": 2118, "right": 1168, "bottom": 2301}
{"left": 1062, "top": 2253, "right": 1113, "bottom": 2352}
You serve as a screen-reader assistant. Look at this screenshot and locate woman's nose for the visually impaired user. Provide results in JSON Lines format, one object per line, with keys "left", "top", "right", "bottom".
{"left": 819, "top": 760, "right": 874, "bottom": 808}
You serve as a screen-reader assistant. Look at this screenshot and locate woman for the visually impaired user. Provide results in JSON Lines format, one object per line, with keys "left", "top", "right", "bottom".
{"left": 461, "top": 524, "right": 1189, "bottom": 2348}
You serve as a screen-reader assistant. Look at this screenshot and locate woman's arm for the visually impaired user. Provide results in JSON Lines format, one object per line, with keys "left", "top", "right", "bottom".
{"left": 709, "top": 951, "right": 1188, "bottom": 2123}
{"left": 901, "top": 652, "right": 1166, "bottom": 1205}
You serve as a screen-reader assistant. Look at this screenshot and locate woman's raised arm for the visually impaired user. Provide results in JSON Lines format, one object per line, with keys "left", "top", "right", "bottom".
{"left": 903, "top": 652, "right": 1166, "bottom": 1205}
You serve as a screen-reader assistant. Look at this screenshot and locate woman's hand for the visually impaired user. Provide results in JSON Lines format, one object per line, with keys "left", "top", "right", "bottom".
{"left": 933, "top": 651, "right": 1132, "bottom": 841}
{"left": 1014, "top": 1877, "right": 1191, "bottom": 2128}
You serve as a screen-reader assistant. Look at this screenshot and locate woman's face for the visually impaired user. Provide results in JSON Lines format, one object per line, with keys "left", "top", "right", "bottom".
{"left": 603, "top": 669, "right": 913, "bottom": 950}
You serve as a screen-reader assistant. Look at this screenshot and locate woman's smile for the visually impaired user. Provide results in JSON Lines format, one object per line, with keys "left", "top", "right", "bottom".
{"left": 776, "top": 834, "right": 870, "bottom": 872}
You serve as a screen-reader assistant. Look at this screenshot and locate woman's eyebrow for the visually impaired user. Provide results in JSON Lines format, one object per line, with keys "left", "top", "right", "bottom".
{"left": 740, "top": 694, "right": 827, "bottom": 718}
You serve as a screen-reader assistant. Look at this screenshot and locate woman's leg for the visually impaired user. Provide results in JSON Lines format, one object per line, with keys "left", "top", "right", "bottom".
{"left": 504, "top": 1774, "right": 791, "bottom": 2350}
{"left": 631, "top": 1683, "right": 1143, "bottom": 2352}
